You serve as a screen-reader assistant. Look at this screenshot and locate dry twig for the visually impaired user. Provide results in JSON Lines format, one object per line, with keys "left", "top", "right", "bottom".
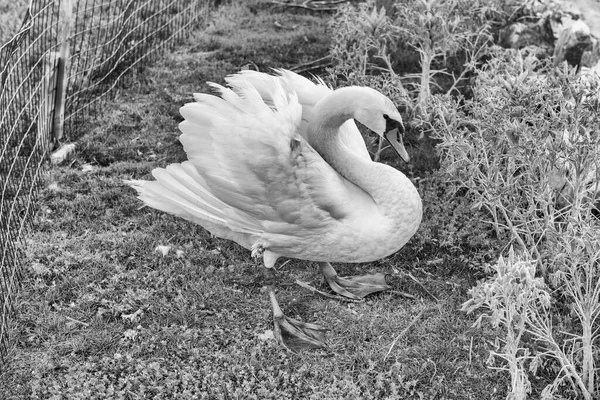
{"left": 290, "top": 55, "right": 332, "bottom": 74}
{"left": 270, "top": 0, "right": 348, "bottom": 12}
{"left": 384, "top": 308, "right": 425, "bottom": 360}
{"left": 295, "top": 279, "right": 363, "bottom": 302}
{"left": 407, "top": 272, "right": 439, "bottom": 302}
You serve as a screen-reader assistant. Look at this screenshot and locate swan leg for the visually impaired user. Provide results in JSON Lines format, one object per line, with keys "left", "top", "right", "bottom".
{"left": 268, "top": 285, "right": 328, "bottom": 352}
{"left": 319, "top": 262, "right": 391, "bottom": 300}
{"left": 261, "top": 250, "right": 327, "bottom": 351}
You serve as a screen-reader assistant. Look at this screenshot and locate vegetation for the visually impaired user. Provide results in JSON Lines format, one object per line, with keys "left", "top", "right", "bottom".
{"left": 1, "top": 0, "right": 599, "bottom": 399}
{"left": 327, "top": 0, "right": 599, "bottom": 398}
{"left": 0, "top": 0, "right": 28, "bottom": 46}
{"left": 441, "top": 51, "right": 600, "bottom": 399}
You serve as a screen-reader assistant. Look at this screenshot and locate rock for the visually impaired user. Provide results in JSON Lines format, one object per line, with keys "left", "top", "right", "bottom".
{"left": 50, "top": 143, "right": 76, "bottom": 164}
{"left": 553, "top": 19, "right": 594, "bottom": 67}
{"left": 499, "top": 21, "right": 553, "bottom": 50}
{"left": 558, "top": 0, "right": 600, "bottom": 38}
{"left": 581, "top": 36, "right": 600, "bottom": 69}
{"left": 499, "top": 22, "right": 526, "bottom": 48}
{"left": 520, "top": 45, "right": 552, "bottom": 60}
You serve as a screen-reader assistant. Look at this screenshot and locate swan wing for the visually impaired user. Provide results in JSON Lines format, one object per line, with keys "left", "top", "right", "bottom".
{"left": 129, "top": 79, "right": 358, "bottom": 250}
{"left": 225, "top": 69, "right": 371, "bottom": 161}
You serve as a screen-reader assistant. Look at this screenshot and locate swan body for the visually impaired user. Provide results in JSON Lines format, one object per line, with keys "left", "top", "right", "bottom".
{"left": 127, "top": 69, "right": 422, "bottom": 349}
{"left": 129, "top": 71, "right": 421, "bottom": 265}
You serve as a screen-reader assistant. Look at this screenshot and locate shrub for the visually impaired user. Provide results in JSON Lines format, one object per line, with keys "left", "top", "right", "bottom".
{"left": 328, "top": 0, "right": 492, "bottom": 161}
{"left": 429, "top": 47, "right": 600, "bottom": 260}
{"left": 329, "top": 0, "right": 493, "bottom": 105}
{"left": 393, "top": 0, "right": 492, "bottom": 107}
{"left": 462, "top": 247, "right": 546, "bottom": 400}
{"left": 431, "top": 47, "right": 600, "bottom": 398}
{"left": 462, "top": 226, "right": 600, "bottom": 399}
{"left": 328, "top": 1, "right": 408, "bottom": 103}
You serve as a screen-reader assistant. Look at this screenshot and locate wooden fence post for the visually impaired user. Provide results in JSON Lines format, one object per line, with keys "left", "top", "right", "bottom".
{"left": 51, "top": 0, "right": 73, "bottom": 145}
{"left": 39, "top": 51, "right": 58, "bottom": 153}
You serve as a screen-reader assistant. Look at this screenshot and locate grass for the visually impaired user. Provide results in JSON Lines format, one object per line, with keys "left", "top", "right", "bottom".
{"left": 0, "top": 0, "right": 28, "bottom": 46}
{"left": 2, "top": 1, "right": 509, "bottom": 398}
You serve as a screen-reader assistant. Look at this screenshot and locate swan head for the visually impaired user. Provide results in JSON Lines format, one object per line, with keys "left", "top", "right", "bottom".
{"left": 352, "top": 88, "right": 409, "bottom": 162}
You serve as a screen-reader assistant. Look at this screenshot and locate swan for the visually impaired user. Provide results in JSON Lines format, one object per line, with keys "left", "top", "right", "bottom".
{"left": 127, "top": 69, "right": 422, "bottom": 350}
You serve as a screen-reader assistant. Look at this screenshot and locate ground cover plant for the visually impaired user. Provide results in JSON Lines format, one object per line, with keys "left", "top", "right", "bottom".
{"left": 2, "top": 0, "right": 599, "bottom": 399}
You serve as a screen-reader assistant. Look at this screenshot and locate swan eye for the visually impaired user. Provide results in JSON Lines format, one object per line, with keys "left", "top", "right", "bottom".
{"left": 383, "top": 114, "right": 390, "bottom": 120}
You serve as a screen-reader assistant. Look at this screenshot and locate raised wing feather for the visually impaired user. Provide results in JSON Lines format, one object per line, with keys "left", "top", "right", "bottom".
{"left": 130, "top": 78, "right": 359, "bottom": 251}
{"left": 226, "top": 69, "right": 371, "bottom": 161}
{"left": 182, "top": 81, "right": 354, "bottom": 222}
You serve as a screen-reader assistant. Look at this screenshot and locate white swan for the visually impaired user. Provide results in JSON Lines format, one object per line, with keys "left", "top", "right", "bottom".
{"left": 127, "top": 69, "right": 422, "bottom": 350}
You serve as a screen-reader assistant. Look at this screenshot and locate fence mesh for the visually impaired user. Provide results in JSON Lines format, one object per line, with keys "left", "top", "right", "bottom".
{"left": 0, "top": 0, "right": 212, "bottom": 368}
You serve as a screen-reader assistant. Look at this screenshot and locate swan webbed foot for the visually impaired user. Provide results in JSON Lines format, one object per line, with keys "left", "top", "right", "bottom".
{"left": 319, "top": 262, "right": 391, "bottom": 300}
{"left": 269, "top": 287, "right": 327, "bottom": 352}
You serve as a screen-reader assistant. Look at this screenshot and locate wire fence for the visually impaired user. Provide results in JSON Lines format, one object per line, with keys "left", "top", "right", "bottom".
{"left": 0, "top": 0, "right": 212, "bottom": 368}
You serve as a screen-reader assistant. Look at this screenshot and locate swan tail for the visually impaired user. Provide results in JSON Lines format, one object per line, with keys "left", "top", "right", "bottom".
{"left": 126, "top": 161, "right": 262, "bottom": 248}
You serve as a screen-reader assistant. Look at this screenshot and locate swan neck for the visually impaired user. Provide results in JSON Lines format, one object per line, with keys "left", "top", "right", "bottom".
{"left": 312, "top": 120, "right": 418, "bottom": 230}
{"left": 306, "top": 87, "right": 422, "bottom": 249}
{"left": 309, "top": 87, "right": 358, "bottom": 136}
{"left": 307, "top": 88, "right": 389, "bottom": 204}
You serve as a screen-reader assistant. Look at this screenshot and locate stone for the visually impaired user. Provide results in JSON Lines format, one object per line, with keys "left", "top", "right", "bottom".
{"left": 581, "top": 36, "right": 600, "bottom": 69}
{"left": 553, "top": 19, "right": 594, "bottom": 67}
{"left": 499, "top": 21, "right": 553, "bottom": 50}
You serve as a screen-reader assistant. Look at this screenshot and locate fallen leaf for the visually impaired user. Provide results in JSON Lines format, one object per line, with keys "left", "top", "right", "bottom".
{"left": 155, "top": 245, "right": 171, "bottom": 256}
{"left": 257, "top": 330, "right": 275, "bottom": 342}
{"left": 47, "top": 182, "right": 60, "bottom": 192}
{"left": 123, "top": 329, "right": 138, "bottom": 341}
{"left": 30, "top": 262, "right": 50, "bottom": 276}
{"left": 81, "top": 164, "right": 95, "bottom": 173}
{"left": 121, "top": 309, "right": 143, "bottom": 323}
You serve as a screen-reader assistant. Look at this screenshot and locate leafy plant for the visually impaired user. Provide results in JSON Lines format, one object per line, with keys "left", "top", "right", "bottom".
{"left": 429, "top": 47, "right": 600, "bottom": 259}
{"left": 330, "top": 0, "right": 494, "bottom": 104}
{"left": 394, "top": 0, "right": 492, "bottom": 108}
{"left": 463, "top": 225, "right": 600, "bottom": 399}
{"left": 328, "top": 0, "right": 494, "bottom": 160}
{"left": 329, "top": 1, "right": 405, "bottom": 94}
{"left": 431, "top": 47, "right": 600, "bottom": 398}
{"left": 462, "top": 247, "right": 546, "bottom": 400}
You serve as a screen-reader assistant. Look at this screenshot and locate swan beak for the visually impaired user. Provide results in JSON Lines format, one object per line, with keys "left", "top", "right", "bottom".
{"left": 384, "top": 127, "right": 410, "bottom": 163}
